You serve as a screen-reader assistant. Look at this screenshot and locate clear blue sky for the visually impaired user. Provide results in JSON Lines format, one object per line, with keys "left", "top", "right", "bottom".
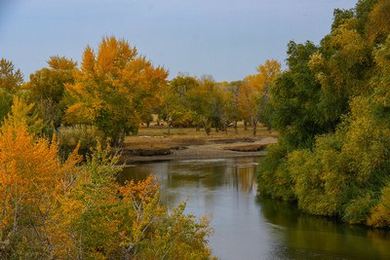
{"left": 0, "top": 0, "right": 356, "bottom": 81}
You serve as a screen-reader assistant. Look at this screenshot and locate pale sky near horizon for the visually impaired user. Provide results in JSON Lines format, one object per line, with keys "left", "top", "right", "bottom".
{"left": 1, "top": 0, "right": 357, "bottom": 81}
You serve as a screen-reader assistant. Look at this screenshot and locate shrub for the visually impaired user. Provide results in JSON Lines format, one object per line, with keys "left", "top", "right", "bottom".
{"left": 257, "top": 141, "right": 295, "bottom": 201}
{"left": 58, "top": 125, "right": 105, "bottom": 157}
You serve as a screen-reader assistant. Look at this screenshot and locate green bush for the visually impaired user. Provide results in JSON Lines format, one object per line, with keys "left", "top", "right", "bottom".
{"left": 257, "top": 140, "right": 295, "bottom": 201}
{"left": 368, "top": 184, "right": 390, "bottom": 227}
{"left": 58, "top": 125, "right": 105, "bottom": 158}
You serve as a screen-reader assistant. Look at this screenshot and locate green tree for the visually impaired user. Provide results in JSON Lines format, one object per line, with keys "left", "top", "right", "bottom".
{"left": 258, "top": 0, "right": 390, "bottom": 228}
{"left": 0, "top": 58, "right": 23, "bottom": 93}
{"left": 0, "top": 59, "right": 23, "bottom": 123}
{"left": 159, "top": 75, "right": 199, "bottom": 133}
{"left": 27, "top": 56, "right": 76, "bottom": 134}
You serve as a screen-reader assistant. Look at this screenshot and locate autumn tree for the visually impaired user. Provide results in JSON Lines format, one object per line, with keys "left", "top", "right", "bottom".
{"left": 0, "top": 58, "right": 23, "bottom": 93}
{"left": 0, "top": 59, "right": 23, "bottom": 123}
{"left": 239, "top": 59, "right": 280, "bottom": 136}
{"left": 0, "top": 98, "right": 80, "bottom": 258}
{"left": 53, "top": 146, "right": 213, "bottom": 259}
{"left": 65, "top": 37, "right": 168, "bottom": 144}
{"left": 223, "top": 81, "right": 242, "bottom": 134}
{"left": 0, "top": 99, "right": 214, "bottom": 258}
{"left": 258, "top": 0, "right": 390, "bottom": 228}
{"left": 159, "top": 75, "right": 199, "bottom": 133}
{"left": 27, "top": 56, "right": 77, "bottom": 134}
{"left": 186, "top": 76, "right": 228, "bottom": 135}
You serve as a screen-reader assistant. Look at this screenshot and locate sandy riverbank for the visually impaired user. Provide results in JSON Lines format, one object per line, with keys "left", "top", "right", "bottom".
{"left": 121, "top": 135, "right": 277, "bottom": 164}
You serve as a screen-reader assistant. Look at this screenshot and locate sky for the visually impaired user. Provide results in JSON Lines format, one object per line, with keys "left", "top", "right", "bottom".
{"left": 0, "top": 0, "right": 357, "bottom": 81}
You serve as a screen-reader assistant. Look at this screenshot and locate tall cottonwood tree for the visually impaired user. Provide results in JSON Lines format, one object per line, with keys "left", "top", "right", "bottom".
{"left": 27, "top": 56, "right": 77, "bottom": 133}
{"left": 65, "top": 37, "right": 168, "bottom": 144}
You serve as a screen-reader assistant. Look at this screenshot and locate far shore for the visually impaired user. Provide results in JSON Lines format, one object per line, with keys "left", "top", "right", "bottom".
{"left": 120, "top": 126, "right": 278, "bottom": 164}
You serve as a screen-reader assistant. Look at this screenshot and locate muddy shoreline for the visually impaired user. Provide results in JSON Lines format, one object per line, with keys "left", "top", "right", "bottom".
{"left": 121, "top": 136, "right": 277, "bottom": 164}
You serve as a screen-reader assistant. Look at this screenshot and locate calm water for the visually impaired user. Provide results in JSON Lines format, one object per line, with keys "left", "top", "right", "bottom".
{"left": 121, "top": 157, "right": 390, "bottom": 260}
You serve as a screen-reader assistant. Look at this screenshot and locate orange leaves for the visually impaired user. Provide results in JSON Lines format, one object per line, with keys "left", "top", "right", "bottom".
{"left": 0, "top": 99, "right": 81, "bottom": 255}
{"left": 119, "top": 176, "right": 159, "bottom": 204}
{"left": 47, "top": 56, "right": 77, "bottom": 70}
{"left": 256, "top": 59, "right": 281, "bottom": 88}
{"left": 81, "top": 46, "right": 96, "bottom": 74}
{"left": 238, "top": 59, "right": 281, "bottom": 121}
{"left": 0, "top": 98, "right": 213, "bottom": 258}
{"left": 95, "top": 37, "right": 137, "bottom": 77}
{"left": 64, "top": 37, "right": 168, "bottom": 143}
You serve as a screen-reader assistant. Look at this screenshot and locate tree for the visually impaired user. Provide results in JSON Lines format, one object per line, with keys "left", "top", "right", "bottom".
{"left": 239, "top": 59, "right": 281, "bottom": 136}
{"left": 223, "top": 81, "right": 242, "bottom": 134}
{"left": 27, "top": 56, "right": 77, "bottom": 134}
{"left": 258, "top": 0, "right": 390, "bottom": 228}
{"left": 0, "top": 98, "right": 80, "bottom": 258}
{"left": 65, "top": 37, "right": 168, "bottom": 144}
{"left": 159, "top": 75, "right": 199, "bottom": 133}
{"left": 0, "top": 59, "right": 23, "bottom": 123}
{"left": 0, "top": 89, "right": 13, "bottom": 124}
{"left": 0, "top": 99, "right": 214, "bottom": 258}
{"left": 0, "top": 58, "right": 23, "bottom": 93}
{"left": 187, "top": 76, "right": 227, "bottom": 135}
{"left": 54, "top": 147, "right": 213, "bottom": 259}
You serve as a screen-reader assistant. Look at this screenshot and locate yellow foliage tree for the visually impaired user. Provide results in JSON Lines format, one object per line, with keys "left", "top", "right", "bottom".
{"left": 0, "top": 98, "right": 213, "bottom": 258}
{"left": 65, "top": 37, "right": 168, "bottom": 144}
{"left": 0, "top": 98, "right": 80, "bottom": 258}
{"left": 238, "top": 59, "right": 281, "bottom": 135}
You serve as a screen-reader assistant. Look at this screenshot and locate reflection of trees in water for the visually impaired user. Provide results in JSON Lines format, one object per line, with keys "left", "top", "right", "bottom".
{"left": 116, "top": 159, "right": 390, "bottom": 258}
{"left": 233, "top": 166, "right": 255, "bottom": 193}
{"left": 258, "top": 197, "right": 390, "bottom": 259}
{"left": 166, "top": 164, "right": 227, "bottom": 189}
{"left": 231, "top": 157, "right": 258, "bottom": 193}
{"left": 122, "top": 158, "right": 261, "bottom": 209}
{"left": 118, "top": 165, "right": 153, "bottom": 183}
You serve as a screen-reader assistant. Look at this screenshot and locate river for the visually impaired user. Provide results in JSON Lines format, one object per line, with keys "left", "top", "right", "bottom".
{"left": 121, "top": 157, "right": 390, "bottom": 260}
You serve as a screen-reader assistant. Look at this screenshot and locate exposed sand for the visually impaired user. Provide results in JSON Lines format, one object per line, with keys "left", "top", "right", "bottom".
{"left": 121, "top": 136, "right": 277, "bottom": 163}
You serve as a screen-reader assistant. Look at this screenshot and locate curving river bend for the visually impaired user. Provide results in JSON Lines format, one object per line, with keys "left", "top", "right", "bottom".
{"left": 121, "top": 157, "right": 390, "bottom": 260}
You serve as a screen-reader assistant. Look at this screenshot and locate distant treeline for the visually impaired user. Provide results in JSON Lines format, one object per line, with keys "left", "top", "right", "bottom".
{"left": 1, "top": 37, "right": 280, "bottom": 153}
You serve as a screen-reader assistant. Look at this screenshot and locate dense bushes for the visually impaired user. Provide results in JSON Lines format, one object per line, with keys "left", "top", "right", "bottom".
{"left": 258, "top": 0, "right": 390, "bottom": 228}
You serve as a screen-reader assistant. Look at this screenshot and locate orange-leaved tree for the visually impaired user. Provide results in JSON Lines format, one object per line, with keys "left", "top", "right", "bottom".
{"left": 0, "top": 97, "right": 213, "bottom": 259}
{"left": 65, "top": 37, "right": 168, "bottom": 145}
{"left": 238, "top": 59, "right": 281, "bottom": 135}
{"left": 0, "top": 97, "right": 81, "bottom": 258}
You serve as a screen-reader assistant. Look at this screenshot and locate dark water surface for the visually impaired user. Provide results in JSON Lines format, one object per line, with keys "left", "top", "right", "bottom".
{"left": 121, "top": 157, "right": 390, "bottom": 260}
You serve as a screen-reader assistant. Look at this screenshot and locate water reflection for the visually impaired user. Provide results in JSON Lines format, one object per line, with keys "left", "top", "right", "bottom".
{"left": 120, "top": 157, "right": 390, "bottom": 260}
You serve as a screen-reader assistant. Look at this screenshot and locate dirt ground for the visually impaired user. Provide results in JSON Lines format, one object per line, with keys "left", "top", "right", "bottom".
{"left": 121, "top": 126, "right": 278, "bottom": 164}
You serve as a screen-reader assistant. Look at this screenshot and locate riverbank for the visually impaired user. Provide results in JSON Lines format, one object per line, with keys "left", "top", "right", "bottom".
{"left": 121, "top": 127, "right": 278, "bottom": 163}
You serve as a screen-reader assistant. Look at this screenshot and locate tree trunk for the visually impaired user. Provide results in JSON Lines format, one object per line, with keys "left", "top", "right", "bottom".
{"left": 252, "top": 119, "right": 257, "bottom": 137}
{"left": 203, "top": 121, "right": 211, "bottom": 136}
{"left": 244, "top": 120, "right": 248, "bottom": 131}
{"left": 234, "top": 121, "right": 238, "bottom": 134}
